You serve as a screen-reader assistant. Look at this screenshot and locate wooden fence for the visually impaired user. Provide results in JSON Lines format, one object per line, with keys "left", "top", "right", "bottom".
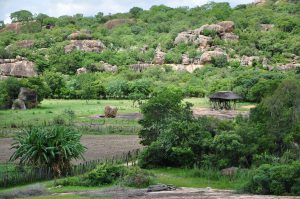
{"left": 0, "top": 149, "right": 140, "bottom": 188}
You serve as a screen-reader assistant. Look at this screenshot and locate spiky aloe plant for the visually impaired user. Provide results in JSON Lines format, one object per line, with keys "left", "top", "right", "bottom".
{"left": 10, "top": 126, "right": 86, "bottom": 177}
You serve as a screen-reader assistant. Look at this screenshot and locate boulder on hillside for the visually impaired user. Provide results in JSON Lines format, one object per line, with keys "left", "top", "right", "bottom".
{"left": 104, "top": 19, "right": 134, "bottom": 29}
{"left": 0, "top": 57, "right": 36, "bottom": 78}
{"left": 260, "top": 24, "right": 274, "bottom": 31}
{"left": 240, "top": 56, "right": 260, "bottom": 67}
{"left": 194, "top": 24, "right": 225, "bottom": 35}
{"left": 0, "top": 22, "right": 22, "bottom": 32}
{"left": 16, "top": 40, "right": 35, "bottom": 48}
{"left": 130, "top": 63, "right": 153, "bottom": 72}
{"left": 153, "top": 45, "right": 165, "bottom": 65}
{"left": 199, "top": 48, "right": 227, "bottom": 65}
{"left": 182, "top": 54, "right": 190, "bottom": 65}
{"left": 76, "top": 67, "right": 87, "bottom": 74}
{"left": 67, "top": 30, "right": 92, "bottom": 40}
{"left": 217, "top": 21, "right": 235, "bottom": 33}
{"left": 194, "top": 35, "right": 213, "bottom": 49}
{"left": 64, "top": 40, "right": 106, "bottom": 53}
{"left": 221, "top": 32, "right": 239, "bottom": 41}
{"left": 275, "top": 63, "right": 300, "bottom": 71}
{"left": 174, "top": 31, "right": 197, "bottom": 44}
{"left": 104, "top": 106, "right": 118, "bottom": 118}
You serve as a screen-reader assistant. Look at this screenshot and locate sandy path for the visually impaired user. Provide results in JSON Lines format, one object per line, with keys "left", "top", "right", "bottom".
{"left": 0, "top": 135, "right": 142, "bottom": 164}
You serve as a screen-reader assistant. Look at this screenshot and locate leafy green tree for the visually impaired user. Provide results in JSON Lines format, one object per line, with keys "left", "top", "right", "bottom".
{"left": 106, "top": 79, "right": 129, "bottom": 99}
{"left": 10, "top": 126, "right": 86, "bottom": 177}
{"left": 130, "top": 7, "right": 143, "bottom": 18}
{"left": 10, "top": 10, "right": 33, "bottom": 22}
{"left": 43, "top": 71, "right": 66, "bottom": 98}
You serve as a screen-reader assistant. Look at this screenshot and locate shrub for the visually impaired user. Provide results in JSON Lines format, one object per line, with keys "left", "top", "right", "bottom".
{"left": 87, "top": 163, "right": 126, "bottom": 185}
{"left": 122, "top": 167, "right": 154, "bottom": 188}
{"left": 244, "top": 161, "right": 300, "bottom": 195}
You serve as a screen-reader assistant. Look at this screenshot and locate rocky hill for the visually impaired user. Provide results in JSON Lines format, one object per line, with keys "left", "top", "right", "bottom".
{"left": 0, "top": 0, "right": 299, "bottom": 105}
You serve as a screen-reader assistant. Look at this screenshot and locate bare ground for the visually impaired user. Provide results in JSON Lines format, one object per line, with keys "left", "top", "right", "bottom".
{"left": 193, "top": 108, "right": 249, "bottom": 119}
{"left": 59, "top": 187, "right": 300, "bottom": 199}
{"left": 0, "top": 135, "right": 142, "bottom": 163}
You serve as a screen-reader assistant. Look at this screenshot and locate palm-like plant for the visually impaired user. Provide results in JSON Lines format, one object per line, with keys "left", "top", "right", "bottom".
{"left": 10, "top": 126, "right": 86, "bottom": 177}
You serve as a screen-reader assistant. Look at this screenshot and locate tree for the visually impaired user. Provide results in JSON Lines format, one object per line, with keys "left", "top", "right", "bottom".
{"left": 130, "top": 7, "right": 143, "bottom": 18}
{"left": 10, "top": 10, "right": 33, "bottom": 22}
{"left": 138, "top": 87, "right": 192, "bottom": 145}
{"left": 43, "top": 71, "right": 66, "bottom": 98}
{"left": 10, "top": 126, "right": 86, "bottom": 177}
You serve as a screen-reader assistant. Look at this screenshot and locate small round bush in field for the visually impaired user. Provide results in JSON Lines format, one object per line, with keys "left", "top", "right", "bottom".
{"left": 122, "top": 167, "right": 154, "bottom": 188}
{"left": 88, "top": 163, "right": 126, "bottom": 185}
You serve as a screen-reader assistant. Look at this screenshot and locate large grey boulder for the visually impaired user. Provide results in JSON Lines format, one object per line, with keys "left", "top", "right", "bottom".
{"left": 153, "top": 45, "right": 165, "bottom": 65}
{"left": 221, "top": 32, "right": 239, "bottom": 41}
{"left": 12, "top": 99, "right": 26, "bottom": 110}
{"left": 64, "top": 40, "right": 106, "bottom": 53}
{"left": 217, "top": 21, "right": 235, "bottom": 33}
{"left": 0, "top": 57, "right": 36, "bottom": 78}
{"left": 67, "top": 30, "right": 92, "bottom": 40}
{"left": 18, "top": 87, "right": 38, "bottom": 109}
{"left": 240, "top": 56, "right": 260, "bottom": 67}
{"left": 147, "top": 184, "right": 176, "bottom": 192}
{"left": 199, "top": 48, "right": 227, "bottom": 65}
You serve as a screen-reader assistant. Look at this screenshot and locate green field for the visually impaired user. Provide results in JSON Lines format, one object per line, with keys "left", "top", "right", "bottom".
{"left": 0, "top": 98, "right": 254, "bottom": 131}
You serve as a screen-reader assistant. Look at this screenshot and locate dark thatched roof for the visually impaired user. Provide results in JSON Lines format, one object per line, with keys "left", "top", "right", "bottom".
{"left": 209, "top": 91, "right": 242, "bottom": 100}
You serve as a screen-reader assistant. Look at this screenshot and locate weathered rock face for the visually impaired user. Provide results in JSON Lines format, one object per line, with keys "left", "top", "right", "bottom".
{"left": 104, "top": 19, "right": 134, "bottom": 29}
{"left": 64, "top": 40, "right": 106, "bottom": 53}
{"left": 104, "top": 106, "right": 118, "bottom": 118}
{"left": 76, "top": 67, "right": 87, "bottom": 74}
{"left": 195, "top": 24, "right": 225, "bottom": 35}
{"left": 16, "top": 40, "right": 35, "bottom": 48}
{"left": 171, "top": 64, "right": 204, "bottom": 73}
{"left": 275, "top": 63, "right": 300, "bottom": 71}
{"left": 221, "top": 32, "right": 239, "bottom": 41}
{"left": 67, "top": 30, "right": 92, "bottom": 40}
{"left": 217, "top": 21, "right": 235, "bottom": 33}
{"left": 240, "top": 56, "right": 260, "bottom": 67}
{"left": 182, "top": 54, "right": 190, "bottom": 65}
{"left": 174, "top": 31, "right": 212, "bottom": 49}
{"left": 153, "top": 45, "right": 165, "bottom": 65}
{"left": 12, "top": 87, "right": 38, "bottom": 110}
{"left": 199, "top": 48, "right": 227, "bottom": 65}
{"left": 254, "top": 0, "right": 267, "bottom": 6}
{"left": 0, "top": 57, "right": 36, "bottom": 78}
{"left": 1, "top": 22, "right": 22, "bottom": 32}
{"left": 260, "top": 24, "right": 274, "bottom": 31}
{"left": 130, "top": 63, "right": 152, "bottom": 72}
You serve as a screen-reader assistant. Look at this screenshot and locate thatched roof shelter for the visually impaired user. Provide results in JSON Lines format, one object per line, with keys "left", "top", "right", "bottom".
{"left": 209, "top": 91, "right": 242, "bottom": 110}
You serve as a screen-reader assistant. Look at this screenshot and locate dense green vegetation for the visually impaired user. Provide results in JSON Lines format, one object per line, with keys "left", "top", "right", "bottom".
{"left": 0, "top": 0, "right": 299, "bottom": 108}
{"left": 138, "top": 80, "right": 300, "bottom": 195}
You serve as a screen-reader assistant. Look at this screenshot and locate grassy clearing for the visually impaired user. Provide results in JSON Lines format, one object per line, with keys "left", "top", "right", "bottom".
{"left": 151, "top": 167, "right": 252, "bottom": 190}
{"left": 0, "top": 98, "right": 254, "bottom": 130}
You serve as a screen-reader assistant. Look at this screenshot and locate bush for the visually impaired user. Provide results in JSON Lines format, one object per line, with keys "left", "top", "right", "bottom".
{"left": 87, "top": 163, "right": 126, "bottom": 185}
{"left": 244, "top": 161, "right": 300, "bottom": 195}
{"left": 122, "top": 167, "right": 154, "bottom": 188}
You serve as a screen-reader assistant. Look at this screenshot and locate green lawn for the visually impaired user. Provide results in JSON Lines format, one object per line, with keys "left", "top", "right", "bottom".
{"left": 151, "top": 167, "right": 252, "bottom": 190}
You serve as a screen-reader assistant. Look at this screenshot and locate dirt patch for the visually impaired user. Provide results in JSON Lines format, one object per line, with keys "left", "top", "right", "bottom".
{"left": 240, "top": 105, "right": 256, "bottom": 109}
{"left": 71, "top": 187, "right": 300, "bottom": 199}
{"left": 193, "top": 108, "right": 249, "bottom": 119}
{"left": 0, "top": 135, "right": 142, "bottom": 164}
{"left": 90, "top": 112, "right": 143, "bottom": 120}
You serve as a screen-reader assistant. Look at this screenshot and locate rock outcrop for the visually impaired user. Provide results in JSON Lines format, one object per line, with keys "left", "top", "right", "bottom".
{"left": 12, "top": 87, "right": 38, "bottom": 110}
{"left": 221, "top": 32, "right": 239, "bottom": 41}
{"left": 195, "top": 24, "right": 225, "bottom": 35}
{"left": 275, "top": 63, "right": 300, "bottom": 71}
{"left": 0, "top": 22, "right": 22, "bottom": 32}
{"left": 260, "top": 24, "right": 274, "bottom": 31}
{"left": 64, "top": 40, "right": 106, "bottom": 53}
{"left": 104, "top": 106, "right": 118, "bottom": 118}
{"left": 0, "top": 57, "right": 36, "bottom": 78}
{"left": 199, "top": 48, "right": 227, "bottom": 64}
{"left": 16, "top": 40, "right": 35, "bottom": 48}
{"left": 174, "top": 21, "right": 237, "bottom": 49}
{"left": 130, "top": 63, "right": 152, "bottom": 72}
{"left": 104, "top": 19, "right": 134, "bottom": 29}
{"left": 153, "top": 45, "right": 165, "bottom": 65}
{"left": 240, "top": 56, "right": 260, "bottom": 67}
{"left": 182, "top": 54, "right": 190, "bottom": 65}
{"left": 76, "top": 67, "right": 87, "bottom": 74}
{"left": 217, "top": 21, "right": 235, "bottom": 33}
{"left": 67, "top": 30, "right": 92, "bottom": 40}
